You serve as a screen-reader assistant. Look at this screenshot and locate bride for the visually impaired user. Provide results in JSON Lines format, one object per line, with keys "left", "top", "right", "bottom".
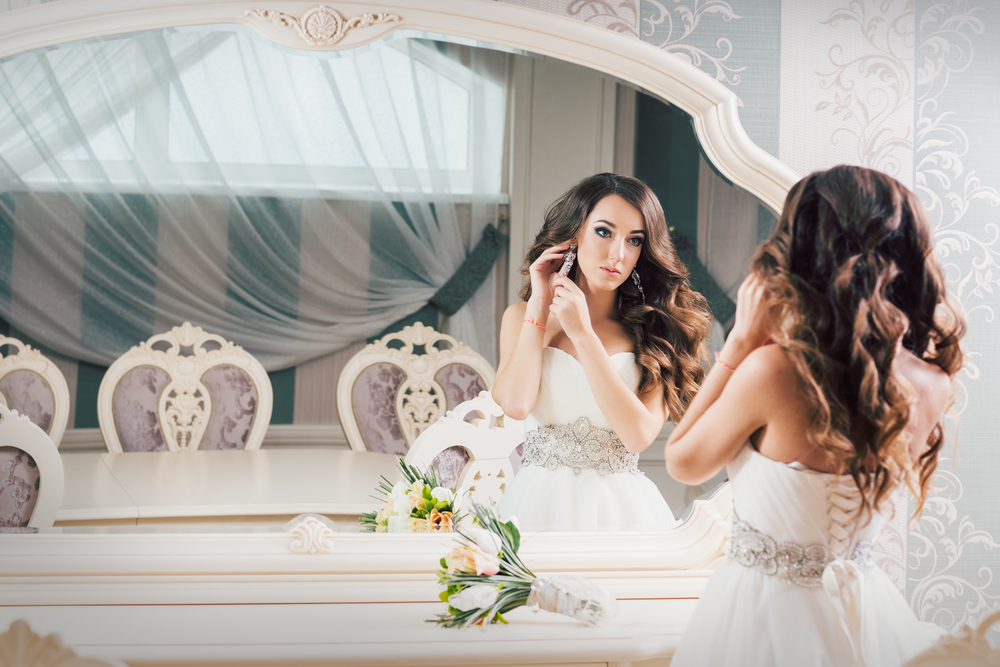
{"left": 492, "top": 173, "right": 712, "bottom": 532}
{"left": 666, "top": 165, "right": 966, "bottom": 666}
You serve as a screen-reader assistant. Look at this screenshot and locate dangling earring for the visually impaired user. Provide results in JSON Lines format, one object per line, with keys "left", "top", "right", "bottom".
{"left": 631, "top": 269, "right": 645, "bottom": 305}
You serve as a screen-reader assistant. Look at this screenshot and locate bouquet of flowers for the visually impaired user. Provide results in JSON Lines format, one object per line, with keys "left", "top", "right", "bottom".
{"left": 434, "top": 502, "right": 618, "bottom": 628}
{"left": 358, "top": 459, "right": 459, "bottom": 533}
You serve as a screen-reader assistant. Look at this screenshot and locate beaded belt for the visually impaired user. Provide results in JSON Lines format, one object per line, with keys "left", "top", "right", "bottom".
{"left": 729, "top": 511, "right": 874, "bottom": 588}
{"left": 522, "top": 416, "right": 640, "bottom": 476}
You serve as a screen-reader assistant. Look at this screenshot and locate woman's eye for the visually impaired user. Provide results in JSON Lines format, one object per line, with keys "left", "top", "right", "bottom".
{"left": 629, "top": 237, "right": 644, "bottom": 247}
{"left": 595, "top": 227, "right": 611, "bottom": 238}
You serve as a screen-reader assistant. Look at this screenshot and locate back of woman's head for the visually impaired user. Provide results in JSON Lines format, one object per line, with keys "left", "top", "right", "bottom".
{"left": 753, "top": 165, "right": 965, "bottom": 517}
{"left": 520, "top": 173, "right": 712, "bottom": 421}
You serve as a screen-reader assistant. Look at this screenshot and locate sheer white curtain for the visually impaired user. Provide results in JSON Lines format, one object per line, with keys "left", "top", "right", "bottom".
{"left": 0, "top": 28, "right": 507, "bottom": 369}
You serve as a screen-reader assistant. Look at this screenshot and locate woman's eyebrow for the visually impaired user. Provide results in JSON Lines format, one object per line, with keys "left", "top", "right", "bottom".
{"left": 595, "top": 219, "right": 645, "bottom": 235}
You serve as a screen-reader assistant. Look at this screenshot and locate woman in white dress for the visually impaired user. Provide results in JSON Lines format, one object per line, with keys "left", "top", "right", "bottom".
{"left": 493, "top": 173, "right": 712, "bottom": 532}
{"left": 666, "top": 165, "right": 966, "bottom": 666}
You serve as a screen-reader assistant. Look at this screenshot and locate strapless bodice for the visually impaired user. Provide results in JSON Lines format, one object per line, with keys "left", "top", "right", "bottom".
{"left": 498, "top": 346, "right": 678, "bottom": 532}
{"left": 728, "top": 445, "right": 883, "bottom": 561}
{"left": 521, "top": 347, "right": 642, "bottom": 477}
{"left": 523, "top": 346, "right": 641, "bottom": 432}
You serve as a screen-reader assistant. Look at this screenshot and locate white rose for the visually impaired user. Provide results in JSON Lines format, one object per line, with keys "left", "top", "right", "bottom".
{"left": 448, "top": 584, "right": 499, "bottom": 612}
{"left": 463, "top": 526, "right": 502, "bottom": 557}
{"left": 393, "top": 496, "right": 412, "bottom": 515}
{"left": 387, "top": 515, "right": 415, "bottom": 533}
{"left": 431, "top": 487, "right": 454, "bottom": 503}
{"left": 389, "top": 481, "right": 409, "bottom": 500}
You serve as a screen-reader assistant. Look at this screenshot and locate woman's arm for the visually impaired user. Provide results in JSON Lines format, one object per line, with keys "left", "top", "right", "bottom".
{"left": 573, "top": 331, "right": 667, "bottom": 453}
{"left": 491, "top": 243, "right": 571, "bottom": 419}
{"left": 548, "top": 274, "right": 665, "bottom": 453}
{"left": 491, "top": 301, "right": 545, "bottom": 419}
{"left": 665, "top": 274, "right": 777, "bottom": 484}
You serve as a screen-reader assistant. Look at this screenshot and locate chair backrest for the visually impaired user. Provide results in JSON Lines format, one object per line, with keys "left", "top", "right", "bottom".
{"left": 97, "top": 322, "right": 273, "bottom": 452}
{"left": 0, "top": 336, "right": 70, "bottom": 447}
{"left": 337, "top": 323, "right": 495, "bottom": 486}
{"left": 0, "top": 403, "right": 64, "bottom": 529}
{"left": 406, "top": 391, "right": 523, "bottom": 505}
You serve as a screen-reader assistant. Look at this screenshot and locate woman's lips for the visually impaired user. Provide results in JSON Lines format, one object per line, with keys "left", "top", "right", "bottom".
{"left": 601, "top": 266, "right": 620, "bottom": 277}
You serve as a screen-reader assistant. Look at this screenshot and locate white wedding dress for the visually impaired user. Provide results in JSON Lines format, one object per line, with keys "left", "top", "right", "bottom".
{"left": 671, "top": 444, "right": 931, "bottom": 667}
{"left": 496, "top": 346, "right": 679, "bottom": 532}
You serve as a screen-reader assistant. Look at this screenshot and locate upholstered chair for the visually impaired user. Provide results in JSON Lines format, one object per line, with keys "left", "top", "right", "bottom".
{"left": 0, "top": 337, "right": 70, "bottom": 447}
{"left": 337, "top": 323, "right": 495, "bottom": 487}
{"left": 0, "top": 403, "right": 64, "bottom": 529}
{"left": 97, "top": 322, "right": 273, "bottom": 452}
{"left": 406, "top": 391, "right": 523, "bottom": 505}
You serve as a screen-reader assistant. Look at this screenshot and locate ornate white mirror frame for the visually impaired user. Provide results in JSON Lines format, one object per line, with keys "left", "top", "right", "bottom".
{"left": 0, "top": 0, "right": 793, "bottom": 629}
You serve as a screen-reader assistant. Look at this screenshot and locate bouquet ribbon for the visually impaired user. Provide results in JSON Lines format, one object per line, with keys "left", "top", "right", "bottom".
{"left": 526, "top": 575, "right": 619, "bottom": 626}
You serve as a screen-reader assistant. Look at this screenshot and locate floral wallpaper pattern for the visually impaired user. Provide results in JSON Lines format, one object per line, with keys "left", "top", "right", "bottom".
{"left": 909, "top": 0, "right": 1000, "bottom": 635}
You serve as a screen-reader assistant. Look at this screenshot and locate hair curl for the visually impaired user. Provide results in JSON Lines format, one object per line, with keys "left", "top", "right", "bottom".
{"left": 519, "top": 173, "right": 712, "bottom": 422}
{"left": 751, "top": 165, "right": 965, "bottom": 518}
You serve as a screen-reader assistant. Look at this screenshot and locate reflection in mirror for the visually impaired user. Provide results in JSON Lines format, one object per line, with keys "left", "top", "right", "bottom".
{"left": 0, "top": 25, "right": 771, "bottom": 532}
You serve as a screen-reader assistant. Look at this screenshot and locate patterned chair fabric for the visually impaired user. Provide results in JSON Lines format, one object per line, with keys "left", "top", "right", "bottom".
{"left": 0, "top": 403, "right": 63, "bottom": 529}
{"left": 0, "top": 371, "right": 54, "bottom": 434}
{"left": 338, "top": 323, "right": 496, "bottom": 488}
{"left": 200, "top": 365, "right": 260, "bottom": 450}
{"left": 0, "top": 446, "right": 39, "bottom": 528}
{"left": 352, "top": 364, "right": 408, "bottom": 457}
{"left": 0, "top": 337, "right": 70, "bottom": 446}
{"left": 98, "top": 323, "right": 273, "bottom": 452}
{"left": 112, "top": 366, "right": 169, "bottom": 452}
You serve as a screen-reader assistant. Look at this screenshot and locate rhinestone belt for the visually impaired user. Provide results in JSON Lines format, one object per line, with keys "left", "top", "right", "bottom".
{"left": 522, "top": 416, "right": 640, "bottom": 476}
{"left": 729, "top": 511, "right": 874, "bottom": 588}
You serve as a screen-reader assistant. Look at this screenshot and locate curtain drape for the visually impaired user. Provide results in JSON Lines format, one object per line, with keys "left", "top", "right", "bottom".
{"left": 0, "top": 28, "right": 508, "bottom": 369}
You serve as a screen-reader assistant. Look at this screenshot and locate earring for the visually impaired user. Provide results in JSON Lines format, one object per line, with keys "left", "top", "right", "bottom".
{"left": 631, "top": 269, "right": 645, "bottom": 305}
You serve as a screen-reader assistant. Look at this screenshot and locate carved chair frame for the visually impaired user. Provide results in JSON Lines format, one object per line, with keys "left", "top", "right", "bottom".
{"left": 0, "top": 403, "right": 64, "bottom": 529}
{"left": 337, "top": 322, "right": 496, "bottom": 452}
{"left": 96, "top": 322, "right": 273, "bottom": 452}
{"left": 0, "top": 337, "right": 71, "bottom": 447}
{"left": 405, "top": 390, "right": 522, "bottom": 505}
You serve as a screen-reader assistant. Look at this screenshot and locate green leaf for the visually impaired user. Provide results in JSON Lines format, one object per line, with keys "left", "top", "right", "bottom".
{"left": 438, "top": 590, "right": 450, "bottom": 603}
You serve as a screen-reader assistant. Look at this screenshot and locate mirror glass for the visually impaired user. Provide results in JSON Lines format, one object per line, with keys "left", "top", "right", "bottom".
{"left": 0, "top": 24, "right": 774, "bottom": 533}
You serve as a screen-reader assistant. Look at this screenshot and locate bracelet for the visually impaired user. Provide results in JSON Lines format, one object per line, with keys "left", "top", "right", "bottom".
{"left": 522, "top": 316, "right": 546, "bottom": 332}
{"left": 714, "top": 351, "right": 736, "bottom": 373}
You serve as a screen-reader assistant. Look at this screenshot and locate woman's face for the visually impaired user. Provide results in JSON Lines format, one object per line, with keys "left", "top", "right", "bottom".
{"left": 573, "top": 193, "right": 645, "bottom": 292}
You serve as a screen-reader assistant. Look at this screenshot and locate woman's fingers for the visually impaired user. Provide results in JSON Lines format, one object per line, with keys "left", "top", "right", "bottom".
{"left": 531, "top": 244, "right": 571, "bottom": 273}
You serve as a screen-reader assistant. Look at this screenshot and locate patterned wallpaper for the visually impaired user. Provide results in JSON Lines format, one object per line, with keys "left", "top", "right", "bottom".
{"left": 0, "top": 0, "right": 997, "bottom": 639}
{"left": 504, "top": 0, "right": 1000, "bottom": 639}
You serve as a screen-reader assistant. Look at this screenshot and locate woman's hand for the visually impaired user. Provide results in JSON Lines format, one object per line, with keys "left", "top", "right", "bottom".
{"left": 549, "top": 275, "right": 592, "bottom": 341}
{"left": 721, "top": 273, "right": 773, "bottom": 367}
{"left": 528, "top": 243, "right": 571, "bottom": 306}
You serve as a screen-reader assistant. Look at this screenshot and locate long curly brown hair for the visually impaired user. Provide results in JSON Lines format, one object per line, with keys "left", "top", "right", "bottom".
{"left": 752, "top": 165, "right": 965, "bottom": 518}
{"left": 519, "top": 173, "right": 712, "bottom": 422}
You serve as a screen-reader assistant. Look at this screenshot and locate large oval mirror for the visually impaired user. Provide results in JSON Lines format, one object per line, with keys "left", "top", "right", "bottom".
{"left": 0, "top": 2, "right": 795, "bottom": 541}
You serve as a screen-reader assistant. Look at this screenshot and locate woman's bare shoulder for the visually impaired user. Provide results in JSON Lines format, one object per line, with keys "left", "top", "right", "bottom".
{"left": 504, "top": 301, "right": 528, "bottom": 318}
{"left": 736, "top": 343, "right": 798, "bottom": 382}
{"left": 897, "top": 349, "right": 952, "bottom": 414}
